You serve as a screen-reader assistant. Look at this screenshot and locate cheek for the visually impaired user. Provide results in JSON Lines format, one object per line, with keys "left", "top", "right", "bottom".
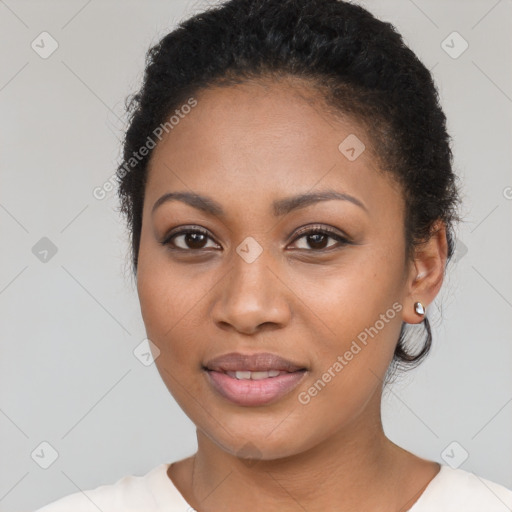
{"left": 136, "top": 250, "right": 222, "bottom": 408}
{"left": 138, "top": 271, "right": 198, "bottom": 354}
{"left": 137, "top": 234, "right": 204, "bottom": 339}
{"left": 137, "top": 265, "right": 208, "bottom": 410}
{"left": 295, "top": 250, "right": 403, "bottom": 331}
{"left": 137, "top": 252, "right": 190, "bottom": 358}
{"left": 290, "top": 248, "right": 404, "bottom": 385}
{"left": 292, "top": 277, "right": 402, "bottom": 439}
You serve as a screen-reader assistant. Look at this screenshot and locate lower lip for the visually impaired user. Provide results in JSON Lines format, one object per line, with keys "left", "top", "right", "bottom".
{"left": 204, "top": 370, "right": 307, "bottom": 407}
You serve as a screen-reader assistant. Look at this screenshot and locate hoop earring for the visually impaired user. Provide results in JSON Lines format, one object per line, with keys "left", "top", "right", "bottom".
{"left": 414, "top": 301, "right": 425, "bottom": 316}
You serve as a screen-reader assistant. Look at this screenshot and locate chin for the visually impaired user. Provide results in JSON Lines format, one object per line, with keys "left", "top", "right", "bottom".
{"left": 199, "top": 416, "right": 320, "bottom": 463}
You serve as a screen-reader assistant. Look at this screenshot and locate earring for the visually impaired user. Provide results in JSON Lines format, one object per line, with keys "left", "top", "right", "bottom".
{"left": 414, "top": 301, "right": 425, "bottom": 316}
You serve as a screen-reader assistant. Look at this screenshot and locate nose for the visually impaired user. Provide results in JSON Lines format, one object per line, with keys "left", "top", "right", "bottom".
{"left": 210, "top": 249, "right": 292, "bottom": 335}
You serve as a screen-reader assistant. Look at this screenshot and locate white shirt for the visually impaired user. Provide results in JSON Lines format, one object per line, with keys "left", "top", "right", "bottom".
{"left": 33, "top": 462, "right": 512, "bottom": 511}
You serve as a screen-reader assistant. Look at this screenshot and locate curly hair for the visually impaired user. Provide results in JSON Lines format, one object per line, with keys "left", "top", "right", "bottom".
{"left": 115, "top": 0, "right": 461, "bottom": 371}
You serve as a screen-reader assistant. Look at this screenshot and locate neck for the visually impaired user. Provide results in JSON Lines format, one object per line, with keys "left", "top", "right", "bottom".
{"left": 186, "top": 391, "right": 419, "bottom": 512}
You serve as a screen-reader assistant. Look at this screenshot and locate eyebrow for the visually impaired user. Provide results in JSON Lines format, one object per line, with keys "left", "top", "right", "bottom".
{"left": 151, "top": 189, "right": 368, "bottom": 217}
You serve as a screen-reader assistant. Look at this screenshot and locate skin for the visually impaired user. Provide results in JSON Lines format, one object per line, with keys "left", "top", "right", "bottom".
{"left": 136, "top": 76, "right": 448, "bottom": 512}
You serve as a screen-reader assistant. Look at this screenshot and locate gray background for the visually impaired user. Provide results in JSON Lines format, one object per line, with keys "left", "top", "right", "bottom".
{"left": 1, "top": 0, "right": 511, "bottom": 510}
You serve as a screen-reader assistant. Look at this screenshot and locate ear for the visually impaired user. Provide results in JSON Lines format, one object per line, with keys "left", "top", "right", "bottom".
{"left": 402, "top": 219, "right": 448, "bottom": 324}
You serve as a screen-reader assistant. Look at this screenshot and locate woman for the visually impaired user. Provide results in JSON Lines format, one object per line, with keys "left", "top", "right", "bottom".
{"left": 35, "top": 0, "right": 512, "bottom": 510}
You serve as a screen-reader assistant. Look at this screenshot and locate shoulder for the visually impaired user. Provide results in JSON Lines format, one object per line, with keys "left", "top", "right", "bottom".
{"left": 33, "top": 463, "right": 194, "bottom": 512}
{"left": 411, "top": 465, "right": 512, "bottom": 512}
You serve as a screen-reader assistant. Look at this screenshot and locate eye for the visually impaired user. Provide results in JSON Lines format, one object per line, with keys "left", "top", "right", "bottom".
{"left": 289, "top": 225, "right": 351, "bottom": 251}
{"left": 160, "top": 227, "right": 220, "bottom": 251}
{"left": 160, "top": 224, "right": 351, "bottom": 253}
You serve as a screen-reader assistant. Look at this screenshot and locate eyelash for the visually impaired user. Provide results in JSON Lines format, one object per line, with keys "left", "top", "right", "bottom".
{"left": 160, "top": 224, "right": 351, "bottom": 253}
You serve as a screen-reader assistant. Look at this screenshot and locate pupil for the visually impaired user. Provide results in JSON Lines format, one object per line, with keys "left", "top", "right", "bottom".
{"left": 187, "top": 233, "right": 206, "bottom": 249}
{"left": 308, "top": 233, "right": 326, "bottom": 249}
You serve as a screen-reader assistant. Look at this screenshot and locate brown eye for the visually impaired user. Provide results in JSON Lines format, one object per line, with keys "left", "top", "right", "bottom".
{"left": 301, "top": 232, "right": 333, "bottom": 250}
{"left": 161, "top": 228, "right": 220, "bottom": 251}
{"left": 290, "top": 226, "right": 350, "bottom": 251}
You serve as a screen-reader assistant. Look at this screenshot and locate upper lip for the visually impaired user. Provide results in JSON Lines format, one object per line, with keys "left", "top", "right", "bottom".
{"left": 204, "top": 352, "right": 307, "bottom": 373}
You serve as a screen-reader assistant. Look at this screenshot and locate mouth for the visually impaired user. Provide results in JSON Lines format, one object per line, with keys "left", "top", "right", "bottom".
{"left": 221, "top": 369, "right": 299, "bottom": 379}
{"left": 202, "top": 352, "right": 308, "bottom": 407}
{"left": 203, "top": 351, "right": 307, "bottom": 373}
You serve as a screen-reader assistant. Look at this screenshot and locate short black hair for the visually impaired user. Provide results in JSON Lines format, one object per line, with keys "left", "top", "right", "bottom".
{"left": 116, "top": 0, "right": 461, "bottom": 371}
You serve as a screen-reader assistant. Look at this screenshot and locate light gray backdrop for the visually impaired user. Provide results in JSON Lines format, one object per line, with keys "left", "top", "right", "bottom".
{"left": 1, "top": 0, "right": 511, "bottom": 510}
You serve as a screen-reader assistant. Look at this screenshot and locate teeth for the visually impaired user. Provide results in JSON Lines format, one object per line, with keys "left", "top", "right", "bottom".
{"left": 226, "top": 370, "right": 283, "bottom": 380}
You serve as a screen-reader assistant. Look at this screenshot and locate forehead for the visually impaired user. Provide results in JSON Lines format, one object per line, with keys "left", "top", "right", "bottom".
{"left": 145, "top": 78, "right": 402, "bottom": 216}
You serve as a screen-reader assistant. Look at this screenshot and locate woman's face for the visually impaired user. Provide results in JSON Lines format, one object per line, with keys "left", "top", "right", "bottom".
{"left": 137, "top": 78, "right": 416, "bottom": 460}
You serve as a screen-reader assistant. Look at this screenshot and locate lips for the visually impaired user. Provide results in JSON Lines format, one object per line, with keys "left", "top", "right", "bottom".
{"left": 203, "top": 351, "right": 307, "bottom": 373}
{"left": 203, "top": 352, "right": 308, "bottom": 407}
